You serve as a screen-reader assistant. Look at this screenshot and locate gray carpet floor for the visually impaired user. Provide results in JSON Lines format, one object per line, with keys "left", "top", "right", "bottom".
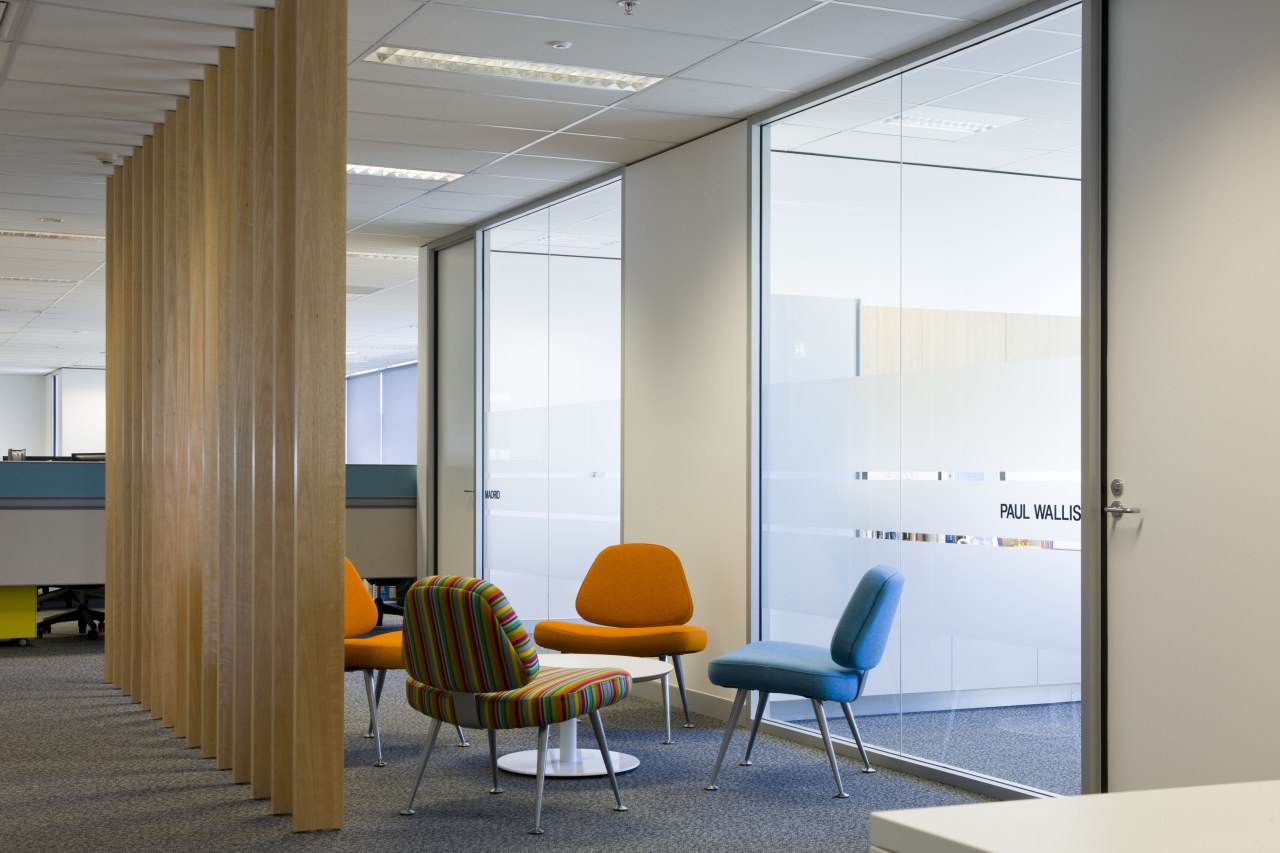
{"left": 1, "top": 622, "right": 988, "bottom": 852}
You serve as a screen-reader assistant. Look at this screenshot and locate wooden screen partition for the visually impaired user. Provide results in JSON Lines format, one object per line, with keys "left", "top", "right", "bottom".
{"left": 103, "top": 0, "right": 347, "bottom": 831}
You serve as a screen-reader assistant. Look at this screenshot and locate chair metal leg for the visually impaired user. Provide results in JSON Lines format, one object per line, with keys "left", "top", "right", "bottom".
{"left": 671, "top": 654, "right": 695, "bottom": 727}
{"left": 705, "top": 688, "right": 748, "bottom": 791}
{"left": 530, "top": 724, "right": 550, "bottom": 835}
{"left": 487, "top": 728, "right": 503, "bottom": 793}
{"left": 399, "top": 718, "right": 443, "bottom": 815}
{"left": 455, "top": 724, "right": 471, "bottom": 747}
{"left": 362, "top": 670, "right": 386, "bottom": 767}
{"left": 840, "top": 702, "right": 875, "bottom": 773}
{"left": 660, "top": 670, "right": 674, "bottom": 744}
{"left": 811, "top": 698, "right": 848, "bottom": 799}
{"left": 364, "top": 670, "right": 383, "bottom": 738}
{"left": 588, "top": 710, "right": 628, "bottom": 812}
{"left": 740, "top": 691, "right": 770, "bottom": 766}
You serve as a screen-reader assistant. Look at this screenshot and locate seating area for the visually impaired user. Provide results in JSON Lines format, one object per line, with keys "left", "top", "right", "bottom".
{"left": 338, "top": 547, "right": 904, "bottom": 836}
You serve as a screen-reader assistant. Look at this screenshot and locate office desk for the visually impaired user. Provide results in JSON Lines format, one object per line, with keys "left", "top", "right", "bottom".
{"left": 870, "top": 779, "right": 1280, "bottom": 853}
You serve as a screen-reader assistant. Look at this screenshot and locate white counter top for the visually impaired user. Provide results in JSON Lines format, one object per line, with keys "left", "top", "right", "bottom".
{"left": 871, "top": 779, "right": 1280, "bottom": 853}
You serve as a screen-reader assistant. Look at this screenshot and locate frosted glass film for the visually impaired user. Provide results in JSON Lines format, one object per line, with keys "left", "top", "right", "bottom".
{"left": 484, "top": 182, "right": 622, "bottom": 622}
{"left": 381, "top": 364, "right": 418, "bottom": 464}
{"left": 346, "top": 372, "right": 381, "bottom": 464}
{"left": 762, "top": 9, "right": 1081, "bottom": 793}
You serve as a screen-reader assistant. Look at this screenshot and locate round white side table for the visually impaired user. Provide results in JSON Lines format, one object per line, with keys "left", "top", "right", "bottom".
{"left": 495, "top": 653, "right": 674, "bottom": 778}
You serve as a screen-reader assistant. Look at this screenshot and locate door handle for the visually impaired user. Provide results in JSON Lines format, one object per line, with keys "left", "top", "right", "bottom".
{"left": 463, "top": 489, "right": 475, "bottom": 493}
{"left": 1105, "top": 500, "right": 1141, "bottom": 519}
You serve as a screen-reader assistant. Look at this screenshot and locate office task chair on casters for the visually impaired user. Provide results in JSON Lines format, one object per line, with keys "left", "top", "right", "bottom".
{"left": 705, "top": 565, "right": 903, "bottom": 798}
{"left": 400, "top": 575, "right": 632, "bottom": 835}
{"left": 343, "top": 558, "right": 467, "bottom": 766}
{"left": 534, "top": 543, "right": 707, "bottom": 743}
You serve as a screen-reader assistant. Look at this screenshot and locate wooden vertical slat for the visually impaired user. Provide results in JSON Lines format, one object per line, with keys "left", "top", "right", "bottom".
{"left": 103, "top": 5, "right": 348, "bottom": 827}
{"left": 250, "top": 9, "right": 277, "bottom": 798}
{"left": 291, "top": 0, "right": 347, "bottom": 831}
{"left": 214, "top": 44, "right": 237, "bottom": 771}
{"left": 104, "top": 170, "right": 117, "bottom": 687}
{"left": 231, "top": 26, "right": 257, "bottom": 786}
{"left": 271, "top": 0, "right": 298, "bottom": 814}
{"left": 186, "top": 79, "right": 207, "bottom": 750}
{"left": 171, "top": 97, "right": 192, "bottom": 741}
{"left": 200, "top": 63, "right": 222, "bottom": 760}
{"left": 160, "top": 107, "right": 179, "bottom": 732}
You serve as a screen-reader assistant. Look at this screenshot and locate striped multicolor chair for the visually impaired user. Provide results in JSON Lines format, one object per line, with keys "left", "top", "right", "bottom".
{"left": 343, "top": 558, "right": 468, "bottom": 766}
{"left": 400, "top": 575, "right": 632, "bottom": 835}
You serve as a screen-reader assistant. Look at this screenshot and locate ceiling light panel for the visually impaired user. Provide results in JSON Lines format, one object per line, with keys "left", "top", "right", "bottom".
{"left": 347, "top": 163, "right": 464, "bottom": 182}
{"left": 365, "top": 46, "right": 663, "bottom": 92}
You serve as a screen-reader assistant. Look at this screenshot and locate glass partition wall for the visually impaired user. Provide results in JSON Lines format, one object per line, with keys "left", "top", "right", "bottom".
{"left": 762, "top": 6, "right": 1082, "bottom": 794}
{"left": 482, "top": 181, "right": 622, "bottom": 621}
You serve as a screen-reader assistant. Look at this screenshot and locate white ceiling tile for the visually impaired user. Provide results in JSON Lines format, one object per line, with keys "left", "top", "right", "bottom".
{"left": 349, "top": 111, "right": 548, "bottom": 152}
{"left": 0, "top": 81, "right": 173, "bottom": 125}
{"left": 768, "top": 123, "right": 839, "bottom": 151}
{"left": 348, "top": 80, "right": 602, "bottom": 129}
{"left": 475, "top": 154, "right": 615, "bottom": 182}
{"left": 443, "top": 173, "right": 569, "bottom": 198}
{"left": 932, "top": 75, "right": 1080, "bottom": 122}
{"left": 379, "top": 207, "right": 481, "bottom": 226}
{"left": 0, "top": 111, "right": 153, "bottom": 147}
{"left": 1016, "top": 50, "right": 1082, "bottom": 84}
{"left": 434, "top": 0, "right": 820, "bottom": 41}
{"left": 387, "top": 5, "right": 733, "bottom": 76}
{"left": 347, "top": 183, "right": 428, "bottom": 206}
{"left": 864, "top": 65, "right": 1000, "bottom": 105}
{"left": 38, "top": 0, "right": 261, "bottom": 28}
{"left": 0, "top": 135, "right": 134, "bottom": 169}
{"left": 0, "top": 193, "right": 103, "bottom": 217}
{"left": 350, "top": 57, "right": 632, "bottom": 106}
{"left": 956, "top": 117, "right": 1078, "bottom": 152}
{"left": 794, "top": 129, "right": 903, "bottom": 159}
{"left": 1031, "top": 6, "right": 1082, "bottom": 36}
{"left": 754, "top": 5, "right": 967, "bottom": 59}
{"left": 0, "top": 154, "right": 112, "bottom": 181}
{"left": 350, "top": 0, "right": 426, "bottom": 42}
{"left": 6, "top": 44, "right": 205, "bottom": 97}
{"left": 348, "top": 201, "right": 404, "bottom": 221}
{"left": 1000, "top": 150, "right": 1081, "bottom": 179}
{"left": 852, "top": 0, "right": 1033, "bottom": 17}
{"left": 777, "top": 96, "right": 901, "bottom": 131}
{"left": 901, "top": 135, "right": 1046, "bottom": 169}
{"left": 346, "top": 139, "right": 503, "bottom": 173}
{"left": 686, "top": 42, "right": 878, "bottom": 93}
{"left": 347, "top": 174, "right": 452, "bottom": 192}
{"left": 619, "top": 78, "right": 798, "bottom": 119}
{"left": 349, "top": 40, "right": 376, "bottom": 62}
{"left": 0, "top": 209, "right": 104, "bottom": 233}
{"left": 934, "top": 26, "right": 1080, "bottom": 74}
{"left": 567, "top": 108, "right": 734, "bottom": 143}
{"left": 346, "top": 232, "right": 428, "bottom": 254}
{"left": 350, "top": 221, "right": 463, "bottom": 241}
{"left": 518, "top": 133, "right": 669, "bottom": 163}
{"left": 21, "top": 4, "right": 236, "bottom": 65}
{"left": 402, "top": 190, "right": 523, "bottom": 212}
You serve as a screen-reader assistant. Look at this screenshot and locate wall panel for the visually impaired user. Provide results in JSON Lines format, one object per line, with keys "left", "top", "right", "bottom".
{"left": 103, "top": 2, "right": 346, "bottom": 830}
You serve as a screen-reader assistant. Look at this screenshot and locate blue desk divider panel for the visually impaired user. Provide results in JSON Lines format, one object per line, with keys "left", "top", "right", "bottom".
{"left": 344, "top": 464, "right": 416, "bottom": 499}
{"left": 0, "top": 461, "right": 105, "bottom": 499}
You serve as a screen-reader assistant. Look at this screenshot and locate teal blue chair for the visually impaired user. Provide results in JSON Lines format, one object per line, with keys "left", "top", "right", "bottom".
{"left": 704, "top": 565, "right": 903, "bottom": 798}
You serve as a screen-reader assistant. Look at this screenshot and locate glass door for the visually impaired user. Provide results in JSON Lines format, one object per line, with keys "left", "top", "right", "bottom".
{"left": 761, "top": 6, "right": 1082, "bottom": 794}
{"left": 483, "top": 182, "right": 622, "bottom": 621}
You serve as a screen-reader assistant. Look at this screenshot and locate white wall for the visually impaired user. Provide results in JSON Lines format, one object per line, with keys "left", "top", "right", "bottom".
{"left": 53, "top": 368, "right": 105, "bottom": 455}
{"left": 623, "top": 122, "right": 752, "bottom": 701}
{"left": 0, "top": 374, "right": 49, "bottom": 455}
{"left": 1105, "top": 0, "right": 1280, "bottom": 790}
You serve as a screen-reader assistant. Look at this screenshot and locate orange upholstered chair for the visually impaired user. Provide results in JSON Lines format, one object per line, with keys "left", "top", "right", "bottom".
{"left": 533, "top": 544, "right": 707, "bottom": 736}
{"left": 344, "top": 558, "right": 467, "bottom": 765}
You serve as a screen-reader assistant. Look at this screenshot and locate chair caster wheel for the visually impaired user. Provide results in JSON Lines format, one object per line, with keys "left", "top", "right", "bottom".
{"left": 399, "top": 808, "right": 415, "bottom": 816}
{"left": 704, "top": 785, "right": 719, "bottom": 791}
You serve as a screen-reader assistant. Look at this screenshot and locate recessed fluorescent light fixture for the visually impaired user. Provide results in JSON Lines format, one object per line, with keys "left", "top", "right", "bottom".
{"left": 347, "top": 163, "right": 463, "bottom": 182}
{"left": 0, "top": 275, "right": 79, "bottom": 284}
{"left": 364, "top": 46, "right": 662, "bottom": 92}
{"left": 0, "top": 229, "right": 105, "bottom": 241}
{"left": 345, "top": 251, "right": 418, "bottom": 261}
{"left": 882, "top": 114, "right": 997, "bottom": 134}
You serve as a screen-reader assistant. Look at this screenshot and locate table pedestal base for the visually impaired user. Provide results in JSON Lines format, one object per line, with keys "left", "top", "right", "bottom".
{"left": 496, "top": 747, "right": 639, "bottom": 778}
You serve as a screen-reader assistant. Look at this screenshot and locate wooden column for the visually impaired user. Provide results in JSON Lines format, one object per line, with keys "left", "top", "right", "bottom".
{"left": 103, "top": 2, "right": 346, "bottom": 829}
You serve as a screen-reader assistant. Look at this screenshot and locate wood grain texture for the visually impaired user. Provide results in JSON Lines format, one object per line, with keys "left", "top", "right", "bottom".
{"left": 102, "top": 5, "right": 347, "bottom": 826}
{"left": 200, "top": 63, "right": 221, "bottom": 760}
{"left": 270, "top": 0, "right": 298, "bottom": 814}
{"left": 290, "top": 0, "right": 347, "bottom": 831}
{"left": 250, "top": 10, "right": 276, "bottom": 798}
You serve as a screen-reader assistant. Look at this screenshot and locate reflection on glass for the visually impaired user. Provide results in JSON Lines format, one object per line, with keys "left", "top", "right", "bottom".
{"left": 484, "top": 182, "right": 622, "bottom": 621}
{"left": 762, "top": 5, "right": 1081, "bottom": 794}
